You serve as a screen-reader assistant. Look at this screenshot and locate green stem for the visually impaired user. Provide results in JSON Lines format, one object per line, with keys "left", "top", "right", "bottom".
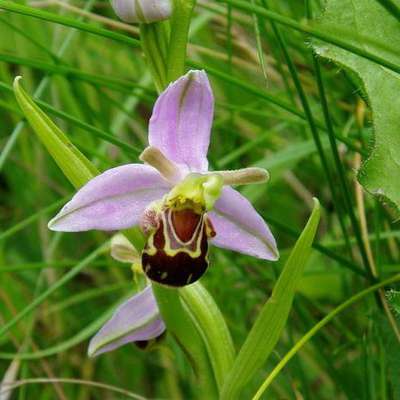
{"left": 140, "top": 23, "right": 168, "bottom": 92}
{"left": 151, "top": 284, "right": 218, "bottom": 398}
{"left": 166, "top": 0, "right": 196, "bottom": 82}
{"left": 137, "top": 7, "right": 220, "bottom": 394}
{"left": 252, "top": 273, "right": 400, "bottom": 400}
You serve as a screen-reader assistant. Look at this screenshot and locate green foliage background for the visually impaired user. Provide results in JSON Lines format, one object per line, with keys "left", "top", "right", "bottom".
{"left": 1, "top": 0, "right": 400, "bottom": 399}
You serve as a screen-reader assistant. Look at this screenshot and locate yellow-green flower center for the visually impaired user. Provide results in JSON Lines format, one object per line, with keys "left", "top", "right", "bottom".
{"left": 165, "top": 173, "right": 223, "bottom": 212}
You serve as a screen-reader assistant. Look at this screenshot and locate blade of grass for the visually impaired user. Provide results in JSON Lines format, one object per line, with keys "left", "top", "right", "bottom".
{"left": 251, "top": 0, "right": 268, "bottom": 81}
{"left": 265, "top": 215, "right": 367, "bottom": 277}
{"left": 220, "top": 198, "right": 321, "bottom": 399}
{"left": 0, "top": 378, "right": 146, "bottom": 400}
{"left": 0, "top": 17, "right": 60, "bottom": 63}
{"left": 0, "top": 82, "right": 142, "bottom": 155}
{"left": 216, "top": 0, "right": 400, "bottom": 75}
{"left": 0, "top": 293, "right": 131, "bottom": 360}
{"left": 0, "top": 54, "right": 156, "bottom": 96}
{"left": 252, "top": 272, "right": 400, "bottom": 399}
{"left": 13, "top": 77, "right": 99, "bottom": 187}
{"left": 3, "top": 0, "right": 400, "bottom": 80}
{"left": 0, "top": 1, "right": 140, "bottom": 48}
{"left": 261, "top": 0, "right": 355, "bottom": 265}
{"left": 0, "top": 260, "right": 117, "bottom": 273}
{"left": 0, "top": 196, "right": 70, "bottom": 242}
{"left": 307, "top": 4, "right": 375, "bottom": 282}
{"left": 0, "top": 0, "right": 97, "bottom": 171}
{"left": 0, "top": 243, "right": 109, "bottom": 340}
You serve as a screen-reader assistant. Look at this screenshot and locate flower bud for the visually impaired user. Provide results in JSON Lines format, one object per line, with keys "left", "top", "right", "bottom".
{"left": 111, "top": 0, "right": 172, "bottom": 23}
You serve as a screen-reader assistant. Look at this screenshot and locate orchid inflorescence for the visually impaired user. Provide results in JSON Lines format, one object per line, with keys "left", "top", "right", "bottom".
{"left": 48, "top": 70, "right": 278, "bottom": 356}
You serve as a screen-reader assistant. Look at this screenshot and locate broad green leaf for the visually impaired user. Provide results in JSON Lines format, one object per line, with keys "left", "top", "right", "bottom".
{"left": 313, "top": 0, "right": 400, "bottom": 210}
{"left": 220, "top": 198, "right": 321, "bottom": 400}
{"left": 13, "top": 77, "right": 98, "bottom": 188}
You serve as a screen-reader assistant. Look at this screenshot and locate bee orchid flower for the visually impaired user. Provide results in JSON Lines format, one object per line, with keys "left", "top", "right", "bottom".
{"left": 49, "top": 70, "right": 278, "bottom": 356}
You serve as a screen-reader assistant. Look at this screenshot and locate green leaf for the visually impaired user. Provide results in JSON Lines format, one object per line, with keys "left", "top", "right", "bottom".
{"left": 151, "top": 284, "right": 218, "bottom": 398}
{"left": 220, "top": 198, "right": 321, "bottom": 399}
{"left": 13, "top": 77, "right": 98, "bottom": 189}
{"left": 313, "top": 0, "right": 400, "bottom": 210}
{"left": 180, "top": 282, "right": 236, "bottom": 389}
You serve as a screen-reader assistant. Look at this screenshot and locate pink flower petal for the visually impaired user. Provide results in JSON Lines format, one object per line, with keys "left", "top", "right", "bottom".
{"left": 209, "top": 187, "right": 279, "bottom": 260}
{"left": 88, "top": 286, "right": 165, "bottom": 357}
{"left": 149, "top": 70, "right": 213, "bottom": 172}
{"left": 49, "top": 164, "right": 169, "bottom": 231}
